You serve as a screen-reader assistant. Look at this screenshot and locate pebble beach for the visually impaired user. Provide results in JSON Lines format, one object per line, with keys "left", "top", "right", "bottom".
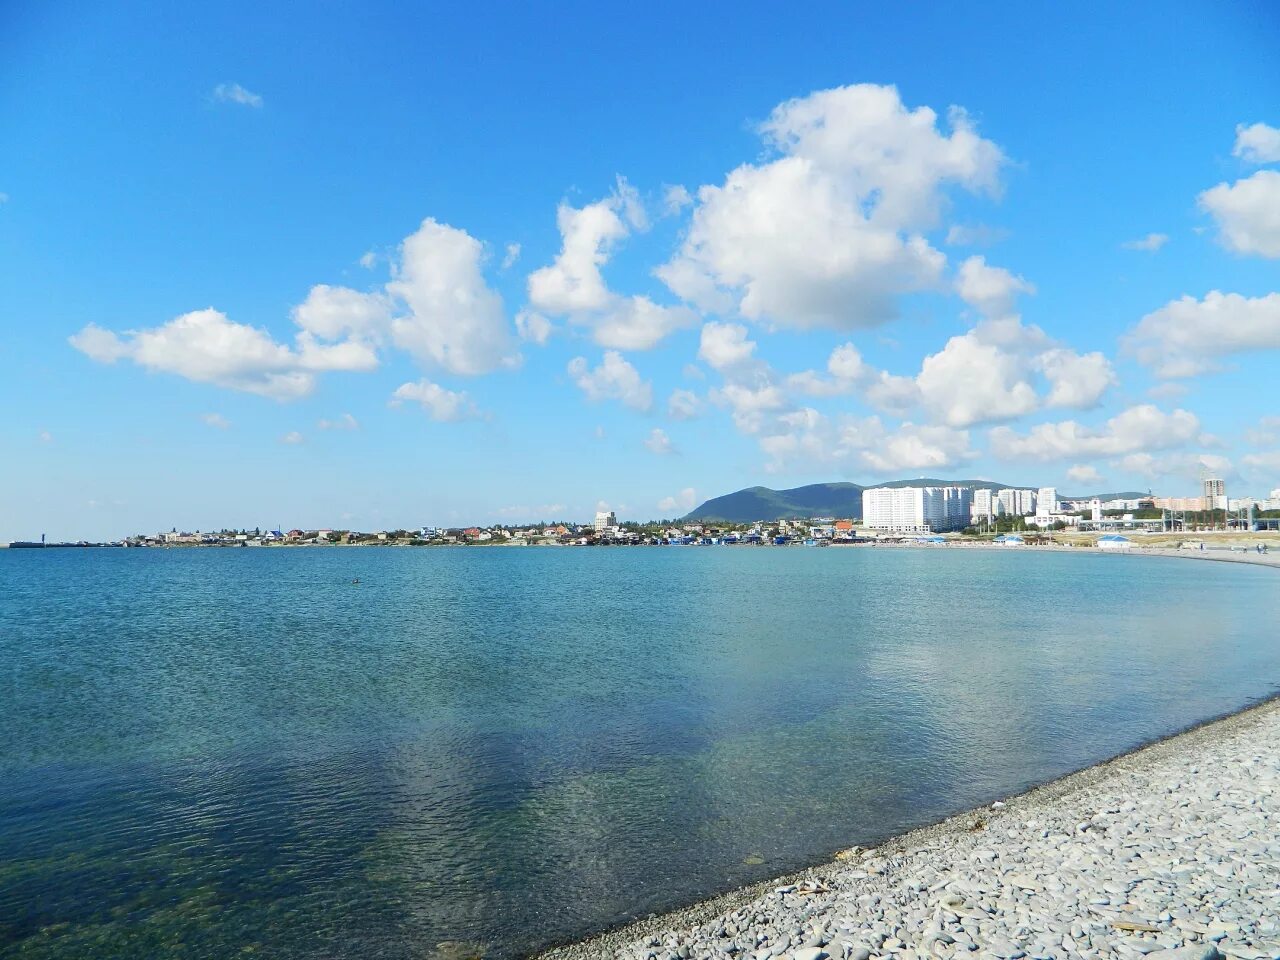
{"left": 539, "top": 695, "right": 1280, "bottom": 960}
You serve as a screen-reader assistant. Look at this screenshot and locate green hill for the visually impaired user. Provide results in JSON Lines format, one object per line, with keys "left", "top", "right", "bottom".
{"left": 681, "top": 481, "right": 1147, "bottom": 523}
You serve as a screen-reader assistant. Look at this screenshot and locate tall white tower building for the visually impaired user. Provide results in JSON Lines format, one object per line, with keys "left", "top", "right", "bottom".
{"left": 997, "top": 489, "right": 1036, "bottom": 516}
{"left": 1036, "top": 487, "right": 1058, "bottom": 516}
{"left": 863, "top": 486, "right": 971, "bottom": 533}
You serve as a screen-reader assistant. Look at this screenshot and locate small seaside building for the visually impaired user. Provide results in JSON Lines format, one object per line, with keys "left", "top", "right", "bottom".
{"left": 1098, "top": 534, "right": 1132, "bottom": 551}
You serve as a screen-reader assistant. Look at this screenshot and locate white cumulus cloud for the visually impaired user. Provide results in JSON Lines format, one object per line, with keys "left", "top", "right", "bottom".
{"left": 1037, "top": 348, "right": 1116, "bottom": 409}
{"left": 667, "top": 388, "right": 702, "bottom": 420}
{"left": 862, "top": 423, "right": 976, "bottom": 474}
{"left": 1119, "top": 452, "right": 1235, "bottom": 483}
{"left": 644, "top": 427, "right": 676, "bottom": 455}
{"left": 68, "top": 308, "right": 375, "bottom": 400}
{"left": 1234, "top": 122, "right": 1280, "bottom": 165}
{"left": 567, "top": 351, "right": 652, "bottom": 411}
{"left": 514, "top": 310, "right": 554, "bottom": 345}
{"left": 662, "top": 184, "right": 693, "bottom": 216}
{"left": 658, "top": 83, "right": 1003, "bottom": 330}
{"left": 388, "top": 218, "right": 521, "bottom": 375}
{"left": 697, "top": 321, "right": 758, "bottom": 370}
{"left": 527, "top": 179, "right": 694, "bottom": 349}
{"left": 292, "top": 284, "right": 391, "bottom": 343}
{"left": 1198, "top": 170, "right": 1280, "bottom": 258}
{"left": 390, "top": 379, "right": 481, "bottom": 422}
{"left": 989, "top": 405, "right": 1200, "bottom": 462}
{"left": 916, "top": 332, "right": 1040, "bottom": 427}
{"left": 1065, "top": 464, "right": 1104, "bottom": 487}
{"left": 955, "top": 255, "right": 1034, "bottom": 319}
{"left": 657, "top": 487, "right": 698, "bottom": 513}
{"left": 71, "top": 218, "right": 520, "bottom": 397}
{"left": 1125, "top": 290, "right": 1280, "bottom": 378}
{"left": 201, "top": 412, "right": 230, "bottom": 429}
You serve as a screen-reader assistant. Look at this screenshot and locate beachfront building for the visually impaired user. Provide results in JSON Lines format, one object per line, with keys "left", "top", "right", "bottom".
{"left": 862, "top": 486, "right": 970, "bottom": 533}
{"left": 593, "top": 510, "right": 617, "bottom": 533}
{"left": 971, "top": 488, "right": 1005, "bottom": 522}
{"left": 997, "top": 488, "right": 1036, "bottom": 516}
{"left": 944, "top": 487, "right": 974, "bottom": 528}
{"left": 1036, "top": 487, "right": 1058, "bottom": 517}
{"left": 1098, "top": 534, "right": 1132, "bottom": 551}
{"left": 1203, "top": 478, "right": 1227, "bottom": 511}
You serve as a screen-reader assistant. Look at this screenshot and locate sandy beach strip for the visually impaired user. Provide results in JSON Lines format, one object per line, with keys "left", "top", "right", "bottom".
{"left": 537, "top": 695, "right": 1280, "bottom": 960}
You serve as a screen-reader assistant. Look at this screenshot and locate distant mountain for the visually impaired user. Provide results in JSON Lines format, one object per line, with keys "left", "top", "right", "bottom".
{"left": 681, "top": 481, "right": 1148, "bottom": 524}
{"left": 682, "top": 483, "right": 865, "bottom": 524}
{"left": 1060, "top": 491, "right": 1148, "bottom": 503}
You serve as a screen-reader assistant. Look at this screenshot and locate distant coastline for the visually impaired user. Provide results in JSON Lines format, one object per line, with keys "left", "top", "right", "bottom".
{"left": 7, "top": 533, "right": 1279, "bottom": 574}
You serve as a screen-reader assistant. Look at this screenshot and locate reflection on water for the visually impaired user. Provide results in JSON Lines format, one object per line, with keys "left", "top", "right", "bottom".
{"left": 2, "top": 547, "right": 1278, "bottom": 958}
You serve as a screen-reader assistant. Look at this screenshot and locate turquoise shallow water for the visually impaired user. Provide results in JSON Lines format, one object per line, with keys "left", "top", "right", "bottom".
{"left": 2, "top": 546, "right": 1279, "bottom": 958}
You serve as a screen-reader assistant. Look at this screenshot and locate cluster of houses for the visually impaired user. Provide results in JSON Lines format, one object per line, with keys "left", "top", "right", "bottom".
{"left": 117, "top": 479, "right": 1280, "bottom": 550}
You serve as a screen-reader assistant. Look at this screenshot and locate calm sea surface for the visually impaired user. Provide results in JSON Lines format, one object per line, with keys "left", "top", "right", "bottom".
{"left": 2, "top": 546, "right": 1279, "bottom": 958}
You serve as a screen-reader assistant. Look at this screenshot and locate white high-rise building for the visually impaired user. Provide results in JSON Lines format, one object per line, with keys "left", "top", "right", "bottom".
{"left": 1036, "top": 487, "right": 1058, "bottom": 516}
{"left": 863, "top": 486, "right": 971, "bottom": 533}
{"left": 593, "top": 510, "right": 617, "bottom": 532}
{"left": 1090, "top": 498, "right": 1103, "bottom": 522}
{"left": 972, "top": 489, "right": 1005, "bottom": 521}
{"left": 945, "top": 487, "right": 974, "bottom": 528}
{"left": 1203, "top": 478, "right": 1226, "bottom": 511}
{"left": 997, "top": 488, "right": 1036, "bottom": 516}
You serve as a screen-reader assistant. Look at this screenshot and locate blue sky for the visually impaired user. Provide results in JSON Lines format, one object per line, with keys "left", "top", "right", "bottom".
{"left": 3, "top": 1, "right": 1280, "bottom": 540}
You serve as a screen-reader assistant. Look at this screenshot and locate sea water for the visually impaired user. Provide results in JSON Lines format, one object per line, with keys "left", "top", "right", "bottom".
{"left": 2, "top": 546, "right": 1278, "bottom": 958}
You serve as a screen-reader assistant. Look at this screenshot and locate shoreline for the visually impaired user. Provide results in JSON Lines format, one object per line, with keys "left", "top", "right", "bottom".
{"left": 535, "top": 690, "right": 1280, "bottom": 960}
{"left": 877, "top": 539, "right": 1280, "bottom": 571}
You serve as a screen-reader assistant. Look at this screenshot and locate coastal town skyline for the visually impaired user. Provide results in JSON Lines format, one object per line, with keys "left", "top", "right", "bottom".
{"left": 13, "top": 474, "right": 1280, "bottom": 547}
{"left": 4, "top": 3, "right": 1280, "bottom": 543}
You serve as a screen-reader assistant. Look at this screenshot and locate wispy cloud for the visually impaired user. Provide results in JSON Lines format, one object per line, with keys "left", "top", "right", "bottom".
{"left": 201, "top": 413, "right": 231, "bottom": 429}
{"left": 280, "top": 431, "right": 304, "bottom": 445}
{"left": 318, "top": 413, "right": 359, "bottom": 431}
{"left": 945, "top": 223, "right": 1009, "bottom": 247}
{"left": 212, "top": 83, "right": 263, "bottom": 108}
{"left": 1121, "top": 232, "right": 1169, "bottom": 252}
{"left": 643, "top": 427, "right": 676, "bottom": 455}
{"left": 657, "top": 487, "right": 697, "bottom": 513}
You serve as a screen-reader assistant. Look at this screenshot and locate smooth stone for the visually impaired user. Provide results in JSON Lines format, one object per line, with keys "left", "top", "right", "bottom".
{"left": 1155, "top": 948, "right": 1224, "bottom": 960}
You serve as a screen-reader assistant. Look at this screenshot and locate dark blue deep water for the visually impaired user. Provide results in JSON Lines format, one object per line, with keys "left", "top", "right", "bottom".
{"left": 2, "top": 547, "right": 1279, "bottom": 958}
